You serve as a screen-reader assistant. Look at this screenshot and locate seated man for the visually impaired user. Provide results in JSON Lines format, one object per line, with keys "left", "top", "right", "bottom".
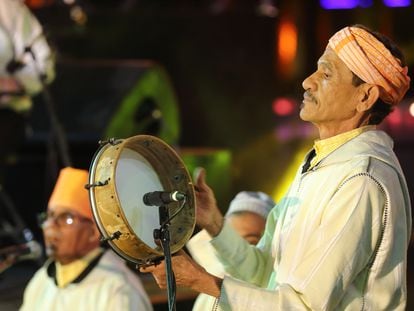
{"left": 20, "top": 167, "right": 153, "bottom": 311}
{"left": 187, "top": 191, "right": 275, "bottom": 311}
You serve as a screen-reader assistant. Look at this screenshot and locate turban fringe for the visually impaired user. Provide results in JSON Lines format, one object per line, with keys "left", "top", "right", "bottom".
{"left": 328, "top": 26, "right": 410, "bottom": 106}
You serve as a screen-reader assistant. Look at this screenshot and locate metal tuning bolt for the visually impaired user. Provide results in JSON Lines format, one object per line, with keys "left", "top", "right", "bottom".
{"left": 100, "top": 231, "right": 122, "bottom": 242}
{"left": 84, "top": 179, "right": 109, "bottom": 189}
{"left": 98, "top": 138, "right": 122, "bottom": 146}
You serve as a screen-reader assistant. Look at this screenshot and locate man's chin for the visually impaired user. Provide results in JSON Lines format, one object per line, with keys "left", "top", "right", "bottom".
{"left": 299, "top": 109, "right": 311, "bottom": 121}
{"left": 45, "top": 245, "right": 57, "bottom": 258}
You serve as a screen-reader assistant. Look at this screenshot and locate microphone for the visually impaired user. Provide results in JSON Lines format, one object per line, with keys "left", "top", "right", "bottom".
{"left": 143, "top": 191, "right": 186, "bottom": 206}
{"left": 0, "top": 240, "right": 42, "bottom": 263}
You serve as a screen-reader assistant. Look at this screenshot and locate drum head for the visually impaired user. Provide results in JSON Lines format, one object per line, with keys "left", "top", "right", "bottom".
{"left": 88, "top": 135, "right": 195, "bottom": 265}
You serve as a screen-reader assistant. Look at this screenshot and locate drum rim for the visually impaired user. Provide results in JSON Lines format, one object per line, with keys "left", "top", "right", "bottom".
{"left": 88, "top": 135, "right": 196, "bottom": 263}
{"left": 89, "top": 142, "right": 113, "bottom": 244}
{"left": 89, "top": 139, "right": 164, "bottom": 260}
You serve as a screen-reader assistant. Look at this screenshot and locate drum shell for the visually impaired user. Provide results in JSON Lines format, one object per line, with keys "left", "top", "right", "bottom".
{"left": 89, "top": 135, "right": 196, "bottom": 264}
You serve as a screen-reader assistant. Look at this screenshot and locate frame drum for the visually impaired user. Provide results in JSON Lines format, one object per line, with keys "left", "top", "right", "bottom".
{"left": 88, "top": 135, "right": 196, "bottom": 265}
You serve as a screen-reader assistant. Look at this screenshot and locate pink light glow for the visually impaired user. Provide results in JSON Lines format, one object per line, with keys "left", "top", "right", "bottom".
{"left": 272, "top": 98, "right": 295, "bottom": 116}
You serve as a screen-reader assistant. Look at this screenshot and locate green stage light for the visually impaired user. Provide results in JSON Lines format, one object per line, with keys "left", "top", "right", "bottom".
{"left": 105, "top": 62, "right": 180, "bottom": 145}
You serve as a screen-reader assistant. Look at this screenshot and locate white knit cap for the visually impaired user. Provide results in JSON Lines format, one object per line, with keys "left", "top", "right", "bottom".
{"left": 226, "top": 191, "right": 275, "bottom": 219}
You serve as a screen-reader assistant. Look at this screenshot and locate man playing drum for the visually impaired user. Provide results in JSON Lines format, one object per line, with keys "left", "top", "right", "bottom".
{"left": 143, "top": 24, "right": 412, "bottom": 310}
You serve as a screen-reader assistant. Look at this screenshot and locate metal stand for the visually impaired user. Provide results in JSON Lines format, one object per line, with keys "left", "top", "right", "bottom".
{"left": 153, "top": 205, "right": 176, "bottom": 311}
{"left": 25, "top": 45, "right": 72, "bottom": 181}
{"left": 41, "top": 80, "right": 72, "bottom": 168}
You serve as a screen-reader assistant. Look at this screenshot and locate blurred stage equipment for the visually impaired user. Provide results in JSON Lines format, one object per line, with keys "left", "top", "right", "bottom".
{"left": 25, "top": 0, "right": 87, "bottom": 25}
{"left": 0, "top": 0, "right": 55, "bottom": 103}
{"left": 0, "top": 0, "right": 68, "bottom": 170}
{"left": 0, "top": 0, "right": 55, "bottom": 165}
{"left": 0, "top": 185, "right": 43, "bottom": 274}
{"left": 257, "top": 0, "right": 278, "bottom": 17}
{"left": 30, "top": 59, "right": 180, "bottom": 147}
{"left": 210, "top": 0, "right": 278, "bottom": 16}
{"left": 0, "top": 240, "right": 41, "bottom": 262}
{"left": 0, "top": 0, "right": 50, "bottom": 268}
{"left": 24, "top": 0, "right": 55, "bottom": 9}
{"left": 0, "top": 240, "right": 42, "bottom": 273}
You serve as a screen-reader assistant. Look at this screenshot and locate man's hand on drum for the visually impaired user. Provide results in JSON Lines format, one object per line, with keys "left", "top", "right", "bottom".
{"left": 193, "top": 167, "right": 224, "bottom": 237}
{"left": 140, "top": 250, "right": 222, "bottom": 297}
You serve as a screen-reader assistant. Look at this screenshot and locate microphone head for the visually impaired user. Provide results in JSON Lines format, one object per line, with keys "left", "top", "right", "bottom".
{"left": 142, "top": 192, "right": 154, "bottom": 206}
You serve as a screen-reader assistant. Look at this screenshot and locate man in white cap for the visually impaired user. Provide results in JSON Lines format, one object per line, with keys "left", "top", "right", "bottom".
{"left": 187, "top": 191, "right": 275, "bottom": 311}
{"left": 20, "top": 167, "right": 153, "bottom": 311}
{"left": 143, "top": 24, "right": 411, "bottom": 310}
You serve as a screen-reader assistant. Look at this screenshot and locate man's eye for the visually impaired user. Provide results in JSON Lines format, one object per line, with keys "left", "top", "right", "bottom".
{"left": 65, "top": 217, "right": 74, "bottom": 225}
{"left": 57, "top": 213, "right": 75, "bottom": 225}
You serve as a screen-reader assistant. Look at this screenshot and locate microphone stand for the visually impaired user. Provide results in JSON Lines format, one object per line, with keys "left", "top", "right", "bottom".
{"left": 153, "top": 205, "right": 176, "bottom": 311}
{"left": 40, "top": 78, "right": 72, "bottom": 168}
{"left": 17, "top": 41, "right": 72, "bottom": 181}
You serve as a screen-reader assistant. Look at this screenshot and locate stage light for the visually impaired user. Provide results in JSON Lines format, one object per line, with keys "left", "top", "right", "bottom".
{"left": 25, "top": 0, "right": 54, "bottom": 9}
{"left": 320, "top": 0, "right": 359, "bottom": 9}
{"left": 320, "top": 0, "right": 409, "bottom": 9}
{"left": 272, "top": 97, "right": 295, "bottom": 116}
{"left": 383, "top": 0, "right": 411, "bottom": 7}
{"left": 277, "top": 19, "right": 298, "bottom": 76}
{"left": 70, "top": 5, "right": 87, "bottom": 25}
{"left": 358, "top": 0, "right": 374, "bottom": 7}
{"left": 320, "top": 0, "right": 373, "bottom": 9}
{"left": 409, "top": 102, "right": 414, "bottom": 117}
{"left": 272, "top": 140, "right": 313, "bottom": 201}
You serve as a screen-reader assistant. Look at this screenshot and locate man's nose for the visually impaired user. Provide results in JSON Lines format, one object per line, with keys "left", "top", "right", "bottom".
{"left": 302, "top": 72, "right": 316, "bottom": 91}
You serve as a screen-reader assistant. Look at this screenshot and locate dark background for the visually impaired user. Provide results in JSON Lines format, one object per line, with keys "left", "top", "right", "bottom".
{"left": 1, "top": 0, "right": 414, "bottom": 310}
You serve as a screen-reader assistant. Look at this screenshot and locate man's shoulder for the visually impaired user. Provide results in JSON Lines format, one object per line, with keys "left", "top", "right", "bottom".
{"left": 90, "top": 250, "right": 143, "bottom": 286}
{"left": 95, "top": 250, "right": 129, "bottom": 274}
{"left": 329, "top": 129, "right": 400, "bottom": 175}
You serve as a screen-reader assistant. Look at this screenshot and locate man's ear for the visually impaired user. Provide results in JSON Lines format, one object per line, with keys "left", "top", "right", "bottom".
{"left": 357, "top": 84, "right": 380, "bottom": 112}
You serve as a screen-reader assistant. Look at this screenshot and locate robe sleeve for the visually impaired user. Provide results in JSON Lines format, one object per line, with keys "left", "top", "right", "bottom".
{"left": 212, "top": 174, "right": 385, "bottom": 310}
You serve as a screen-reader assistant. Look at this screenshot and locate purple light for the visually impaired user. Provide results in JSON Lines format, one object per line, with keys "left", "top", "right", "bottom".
{"left": 359, "top": 0, "right": 373, "bottom": 7}
{"left": 320, "top": 0, "right": 375, "bottom": 9}
{"left": 383, "top": 0, "right": 411, "bottom": 7}
{"left": 320, "top": 0, "right": 359, "bottom": 9}
{"left": 321, "top": 0, "right": 410, "bottom": 8}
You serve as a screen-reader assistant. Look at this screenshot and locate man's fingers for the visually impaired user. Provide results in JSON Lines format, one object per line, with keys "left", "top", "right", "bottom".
{"left": 139, "top": 261, "right": 164, "bottom": 273}
{"left": 194, "top": 167, "right": 206, "bottom": 188}
{"left": 139, "top": 266, "right": 154, "bottom": 273}
{"left": 139, "top": 263, "right": 168, "bottom": 289}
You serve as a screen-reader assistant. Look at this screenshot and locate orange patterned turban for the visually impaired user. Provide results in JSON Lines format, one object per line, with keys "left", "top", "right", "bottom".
{"left": 48, "top": 167, "right": 92, "bottom": 219}
{"left": 328, "top": 26, "right": 410, "bottom": 106}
